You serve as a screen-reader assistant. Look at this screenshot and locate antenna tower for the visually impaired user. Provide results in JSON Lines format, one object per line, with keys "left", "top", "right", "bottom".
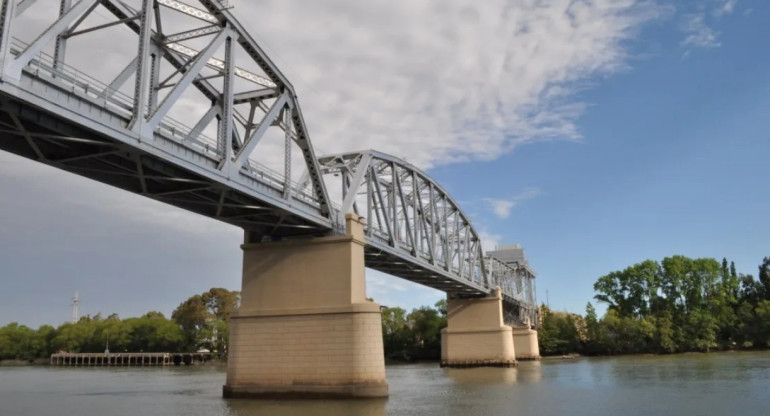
{"left": 71, "top": 291, "right": 79, "bottom": 323}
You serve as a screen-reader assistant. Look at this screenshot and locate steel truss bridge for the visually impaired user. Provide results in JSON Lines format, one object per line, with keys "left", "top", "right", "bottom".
{"left": 0, "top": 0, "right": 536, "bottom": 325}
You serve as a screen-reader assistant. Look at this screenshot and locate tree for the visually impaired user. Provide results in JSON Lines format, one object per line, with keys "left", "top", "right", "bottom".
{"left": 434, "top": 299, "right": 447, "bottom": 317}
{"left": 759, "top": 257, "right": 770, "bottom": 300}
{"left": 52, "top": 320, "right": 95, "bottom": 353}
{"left": 379, "top": 301, "right": 446, "bottom": 361}
{"left": 538, "top": 305, "right": 584, "bottom": 355}
{"left": 684, "top": 308, "right": 718, "bottom": 352}
{"left": 171, "top": 288, "right": 240, "bottom": 355}
{"left": 381, "top": 307, "right": 409, "bottom": 360}
{"left": 0, "top": 323, "right": 44, "bottom": 360}
{"left": 754, "top": 300, "right": 770, "bottom": 348}
{"left": 594, "top": 260, "right": 659, "bottom": 318}
{"left": 171, "top": 294, "right": 208, "bottom": 350}
{"left": 405, "top": 306, "right": 445, "bottom": 360}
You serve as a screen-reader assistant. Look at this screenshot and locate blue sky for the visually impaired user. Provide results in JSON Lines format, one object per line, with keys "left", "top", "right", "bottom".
{"left": 434, "top": 0, "right": 770, "bottom": 312}
{"left": 1, "top": 0, "right": 768, "bottom": 327}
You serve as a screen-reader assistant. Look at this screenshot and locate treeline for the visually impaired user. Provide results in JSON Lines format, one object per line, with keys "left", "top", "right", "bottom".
{"left": 540, "top": 256, "right": 770, "bottom": 355}
{"left": 2, "top": 290, "right": 447, "bottom": 363}
{"left": 381, "top": 300, "right": 447, "bottom": 361}
{"left": 0, "top": 288, "right": 239, "bottom": 361}
{"left": 6, "top": 256, "right": 769, "bottom": 362}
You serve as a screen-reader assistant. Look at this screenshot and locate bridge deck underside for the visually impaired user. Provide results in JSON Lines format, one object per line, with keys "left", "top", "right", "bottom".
{"left": 0, "top": 92, "right": 329, "bottom": 238}
{"left": 366, "top": 242, "right": 535, "bottom": 324}
{"left": 364, "top": 243, "right": 488, "bottom": 298}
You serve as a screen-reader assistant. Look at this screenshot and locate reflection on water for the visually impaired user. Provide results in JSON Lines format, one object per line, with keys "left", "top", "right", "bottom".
{"left": 444, "top": 361, "right": 542, "bottom": 385}
{"left": 0, "top": 352, "right": 768, "bottom": 416}
{"left": 226, "top": 397, "right": 387, "bottom": 416}
{"left": 445, "top": 366, "right": 519, "bottom": 384}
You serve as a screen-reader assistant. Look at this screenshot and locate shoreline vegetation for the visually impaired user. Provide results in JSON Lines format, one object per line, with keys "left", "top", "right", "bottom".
{"left": 539, "top": 256, "right": 770, "bottom": 356}
{"left": 0, "top": 288, "right": 240, "bottom": 364}
{"left": 2, "top": 255, "right": 768, "bottom": 365}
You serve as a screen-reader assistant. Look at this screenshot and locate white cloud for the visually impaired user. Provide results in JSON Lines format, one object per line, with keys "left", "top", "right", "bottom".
{"left": 681, "top": 13, "right": 721, "bottom": 49}
{"left": 4, "top": 0, "right": 666, "bottom": 178}
{"left": 478, "top": 229, "right": 503, "bottom": 253}
{"left": 233, "top": 0, "right": 663, "bottom": 169}
{"left": 483, "top": 187, "right": 542, "bottom": 219}
{"left": 485, "top": 199, "right": 517, "bottom": 220}
{"left": 713, "top": 0, "right": 738, "bottom": 17}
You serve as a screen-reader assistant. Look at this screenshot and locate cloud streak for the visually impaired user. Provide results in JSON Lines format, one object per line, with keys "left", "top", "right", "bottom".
{"left": 484, "top": 188, "right": 542, "bottom": 219}
{"left": 236, "top": 0, "right": 663, "bottom": 169}
{"left": 681, "top": 13, "right": 721, "bottom": 49}
{"left": 713, "top": 0, "right": 738, "bottom": 17}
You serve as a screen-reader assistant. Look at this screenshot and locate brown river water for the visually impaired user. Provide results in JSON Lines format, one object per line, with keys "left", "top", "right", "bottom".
{"left": 1, "top": 351, "right": 768, "bottom": 415}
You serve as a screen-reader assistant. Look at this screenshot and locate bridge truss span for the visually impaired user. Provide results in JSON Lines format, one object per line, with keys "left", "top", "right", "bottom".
{"left": 318, "top": 150, "right": 537, "bottom": 322}
{"left": 0, "top": 0, "right": 334, "bottom": 237}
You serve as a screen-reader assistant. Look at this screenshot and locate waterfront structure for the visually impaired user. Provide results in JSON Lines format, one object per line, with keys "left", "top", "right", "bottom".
{"left": 0, "top": 0, "right": 538, "bottom": 398}
{"left": 50, "top": 352, "right": 210, "bottom": 366}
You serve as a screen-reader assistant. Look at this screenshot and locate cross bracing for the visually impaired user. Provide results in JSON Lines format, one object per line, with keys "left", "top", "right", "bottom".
{"left": 0, "top": 0, "right": 536, "bottom": 323}
{"left": 317, "top": 150, "right": 537, "bottom": 323}
{"left": 0, "top": 0, "right": 333, "bottom": 237}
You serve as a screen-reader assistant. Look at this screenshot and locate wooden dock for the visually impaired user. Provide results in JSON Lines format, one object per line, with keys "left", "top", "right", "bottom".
{"left": 49, "top": 352, "right": 211, "bottom": 367}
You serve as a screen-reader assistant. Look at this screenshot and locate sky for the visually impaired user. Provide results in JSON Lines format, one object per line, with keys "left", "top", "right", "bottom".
{"left": 1, "top": 0, "right": 769, "bottom": 327}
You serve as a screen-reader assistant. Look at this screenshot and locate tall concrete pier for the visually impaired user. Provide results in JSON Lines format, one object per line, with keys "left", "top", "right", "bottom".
{"left": 224, "top": 214, "right": 387, "bottom": 399}
{"left": 512, "top": 320, "right": 541, "bottom": 360}
{"left": 440, "top": 288, "right": 518, "bottom": 367}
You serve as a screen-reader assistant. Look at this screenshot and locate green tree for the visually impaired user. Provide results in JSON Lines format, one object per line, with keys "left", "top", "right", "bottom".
{"left": 538, "top": 305, "right": 583, "bottom": 355}
{"left": 0, "top": 323, "right": 45, "bottom": 360}
{"left": 381, "top": 307, "right": 410, "bottom": 360}
{"left": 405, "top": 306, "right": 445, "bottom": 360}
{"left": 754, "top": 300, "right": 770, "bottom": 348}
{"left": 171, "top": 288, "right": 240, "bottom": 355}
{"left": 379, "top": 301, "right": 446, "bottom": 361}
{"left": 759, "top": 257, "right": 770, "bottom": 300}
{"left": 593, "top": 260, "right": 659, "bottom": 318}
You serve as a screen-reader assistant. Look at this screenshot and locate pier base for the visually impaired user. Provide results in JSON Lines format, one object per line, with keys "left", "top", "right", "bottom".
{"left": 440, "top": 289, "right": 517, "bottom": 368}
{"left": 512, "top": 326, "right": 541, "bottom": 360}
{"left": 224, "top": 214, "right": 387, "bottom": 399}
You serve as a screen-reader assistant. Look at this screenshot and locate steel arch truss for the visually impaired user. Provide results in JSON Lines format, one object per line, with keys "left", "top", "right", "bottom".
{"left": 0, "top": 0, "right": 332, "bottom": 234}
{"left": 318, "top": 150, "right": 536, "bottom": 313}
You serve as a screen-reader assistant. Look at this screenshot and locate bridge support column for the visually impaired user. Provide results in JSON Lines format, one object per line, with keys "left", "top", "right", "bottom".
{"left": 512, "top": 325, "right": 540, "bottom": 360}
{"left": 440, "top": 289, "right": 517, "bottom": 368}
{"left": 224, "top": 213, "right": 388, "bottom": 399}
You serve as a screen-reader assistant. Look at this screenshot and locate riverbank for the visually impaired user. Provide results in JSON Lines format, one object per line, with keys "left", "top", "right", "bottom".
{"left": 0, "top": 358, "right": 48, "bottom": 366}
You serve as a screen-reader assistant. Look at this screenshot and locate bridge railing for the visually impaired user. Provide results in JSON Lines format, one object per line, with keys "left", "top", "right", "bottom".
{"left": 7, "top": 36, "right": 322, "bottom": 209}
{"left": 1, "top": 0, "right": 334, "bottom": 224}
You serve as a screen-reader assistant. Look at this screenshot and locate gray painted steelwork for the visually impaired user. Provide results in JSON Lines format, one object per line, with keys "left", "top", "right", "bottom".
{"left": 0, "top": 0, "right": 535, "bottom": 324}
{"left": 317, "top": 150, "right": 537, "bottom": 324}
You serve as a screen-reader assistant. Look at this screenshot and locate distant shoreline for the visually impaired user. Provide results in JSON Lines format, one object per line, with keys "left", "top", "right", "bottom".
{"left": 0, "top": 357, "right": 227, "bottom": 367}
{"left": 0, "top": 358, "right": 48, "bottom": 366}
{"left": 3, "top": 349, "right": 767, "bottom": 368}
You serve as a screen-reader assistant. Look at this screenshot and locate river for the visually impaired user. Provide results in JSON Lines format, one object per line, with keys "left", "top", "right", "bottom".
{"left": 1, "top": 351, "right": 768, "bottom": 416}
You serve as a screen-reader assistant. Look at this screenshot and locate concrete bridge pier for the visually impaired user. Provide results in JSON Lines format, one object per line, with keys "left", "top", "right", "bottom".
{"left": 224, "top": 214, "right": 388, "bottom": 399}
{"left": 440, "top": 289, "right": 517, "bottom": 368}
{"left": 512, "top": 322, "right": 541, "bottom": 361}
